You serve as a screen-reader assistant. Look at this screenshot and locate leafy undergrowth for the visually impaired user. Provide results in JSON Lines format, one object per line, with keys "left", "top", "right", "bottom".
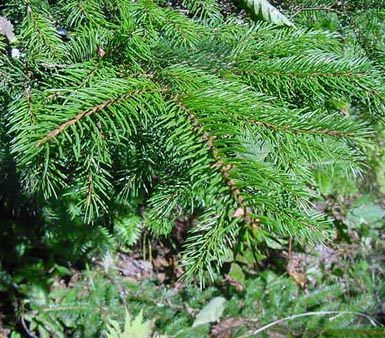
{"left": 2, "top": 193, "right": 385, "bottom": 337}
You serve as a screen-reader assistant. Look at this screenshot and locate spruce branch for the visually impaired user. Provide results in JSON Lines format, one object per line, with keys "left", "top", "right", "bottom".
{"left": 249, "top": 119, "right": 356, "bottom": 137}
{"left": 37, "top": 89, "right": 143, "bottom": 146}
{"left": 175, "top": 96, "right": 259, "bottom": 227}
{"left": 2, "top": 0, "right": 384, "bottom": 281}
{"left": 22, "top": 3, "right": 65, "bottom": 62}
{"left": 290, "top": 6, "right": 342, "bottom": 19}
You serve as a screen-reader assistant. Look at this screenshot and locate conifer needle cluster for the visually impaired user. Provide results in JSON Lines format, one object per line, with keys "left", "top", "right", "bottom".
{"left": 1, "top": 0, "right": 384, "bottom": 283}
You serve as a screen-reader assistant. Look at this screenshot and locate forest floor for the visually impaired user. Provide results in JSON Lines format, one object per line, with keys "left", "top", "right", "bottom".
{"left": 2, "top": 190, "right": 385, "bottom": 337}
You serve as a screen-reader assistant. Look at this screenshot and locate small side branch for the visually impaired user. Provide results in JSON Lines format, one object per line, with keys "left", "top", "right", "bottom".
{"left": 290, "top": 6, "right": 343, "bottom": 19}
{"left": 175, "top": 97, "right": 259, "bottom": 228}
{"left": 239, "top": 69, "right": 366, "bottom": 78}
{"left": 37, "top": 90, "right": 142, "bottom": 146}
{"left": 250, "top": 119, "right": 355, "bottom": 138}
{"left": 26, "top": 4, "right": 58, "bottom": 59}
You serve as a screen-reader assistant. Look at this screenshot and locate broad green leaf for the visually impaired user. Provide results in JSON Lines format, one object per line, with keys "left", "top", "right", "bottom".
{"left": 192, "top": 297, "right": 227, "bottom": 327}
{"left": 264, "top": 236, "right": 287, "bottom": 250}
{"left": 106, "top": 310, "right": 152, "bottom": 338}
{"left": 243, "top": 0, "right": 294, "bottom": 27}
{"left": 229, "top": 263, "right": 245, "bottom": 285}
{"left": 346, "top": 198, "right": 384, "bottom": 228}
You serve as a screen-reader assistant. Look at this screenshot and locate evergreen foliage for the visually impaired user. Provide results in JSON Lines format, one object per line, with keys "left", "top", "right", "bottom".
{"left": 1, "top": 0, "right": 384, "bottom": 285}
{"left": 1, "top": 2, "right": 385, "bottom": 336}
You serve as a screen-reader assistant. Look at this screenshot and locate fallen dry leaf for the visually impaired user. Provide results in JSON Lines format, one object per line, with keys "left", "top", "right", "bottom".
{"left": 0, "top": 16, "right": 17, "bottom": 43}
{"left": 211, "top": 317, "right": 245, "bottom": 338}
{"left": 287, "top": 252, "right": 307, "bottom": 288}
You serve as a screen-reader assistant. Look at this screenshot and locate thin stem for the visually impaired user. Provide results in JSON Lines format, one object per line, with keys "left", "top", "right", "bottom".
{"left": 291, "top": 7, "right": 342, "bottom": 19}
{"left": 37, "top": 90, "right": 142, "bottom": 146}
{"left": 249, "top": 311, "right": 380, "bottom": 336}
{"left": 174, "top": 96, "right": 259, "bottom": 228}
